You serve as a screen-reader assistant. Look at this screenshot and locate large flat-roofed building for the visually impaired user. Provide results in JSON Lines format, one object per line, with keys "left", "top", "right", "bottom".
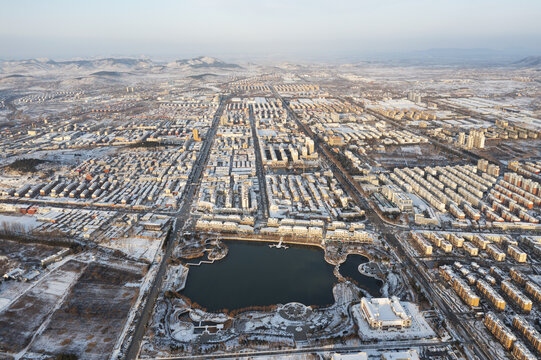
{"left": 381, "top": 349, "right": 420, "bottom": 360}
{"left": 360, "top": 297, "right": 412, "bottom": 329}
{"left": 331, "top": 352, "right": 368, "bottom": 360}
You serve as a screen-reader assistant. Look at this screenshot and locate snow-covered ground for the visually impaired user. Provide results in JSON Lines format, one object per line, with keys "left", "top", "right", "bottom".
{"left": 100, "top": 236, "right": 162, "bottom": 263}
{"left": 143, "top": 282, "right": 373, "bottom": 357}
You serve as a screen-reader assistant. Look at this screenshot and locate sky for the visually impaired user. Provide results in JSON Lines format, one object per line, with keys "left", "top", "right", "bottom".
{"left": 0, "top": 0, "right": 540, "bottom": 61}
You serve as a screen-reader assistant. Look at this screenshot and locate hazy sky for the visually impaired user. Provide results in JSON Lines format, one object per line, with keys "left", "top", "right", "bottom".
{"left": 0, "top": 0, "right": 540, "bottom": 60}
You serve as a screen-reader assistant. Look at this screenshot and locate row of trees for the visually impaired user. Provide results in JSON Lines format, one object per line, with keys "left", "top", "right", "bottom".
{"left": 6, "top": 158, "right": 48, "bottom": 173}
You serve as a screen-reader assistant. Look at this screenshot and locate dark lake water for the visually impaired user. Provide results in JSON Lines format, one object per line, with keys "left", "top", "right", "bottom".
{"left": 181, "top": 241, "right": 337, "bottom": 311}
{"left": 338, "top": 254, "right": 382, "bottom": 296}
{"left": 181, "top": 241, "right": 383, "bottom": 312}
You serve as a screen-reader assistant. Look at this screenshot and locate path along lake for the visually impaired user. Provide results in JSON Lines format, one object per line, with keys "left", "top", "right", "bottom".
{"left": 181, "top": 241, "right": 381, "bottom": 312}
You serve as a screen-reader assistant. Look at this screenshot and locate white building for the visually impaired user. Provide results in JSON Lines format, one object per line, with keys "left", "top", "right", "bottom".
{"left": 331, "top": 353, "right": 368, "bottom": 360}
{"left": 359, "top": 297, "right": 412, "bottom": 329}
{"left": 381, "top": 349, "right": 420, "bottom": 360}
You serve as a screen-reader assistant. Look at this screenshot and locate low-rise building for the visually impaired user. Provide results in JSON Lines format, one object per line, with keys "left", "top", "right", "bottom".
{"left": 359, "top": 297, "right": 412, "bottom": 329}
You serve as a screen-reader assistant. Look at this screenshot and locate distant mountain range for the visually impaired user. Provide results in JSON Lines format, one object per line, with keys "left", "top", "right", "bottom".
{"left": 168, "top": 56, "right": 241, "bottom": 69}
{"left": 0, "top": 56, "right": 242, "bottom": 75}
{"left": 0, "top": 57, "right": 152, "bottom": 74}
{"left": 90, "top": 70, "right": 132, "bottom": 77}
{"left": 0, "top": 54, "right": 539, "bottom": 78}
{"left": 346, "top": 48, "right": 541, "bottom": 67}
{"left": 512, "top": 56, "right": 541, "bottom": 67}
{"left": 47, "top": 58, "right": 152, "bottom": 68}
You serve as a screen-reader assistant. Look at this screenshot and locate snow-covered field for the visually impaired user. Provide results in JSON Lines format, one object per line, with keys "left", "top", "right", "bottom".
{"left": 100, "top": 236, "right": 163, "bottom": 263}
